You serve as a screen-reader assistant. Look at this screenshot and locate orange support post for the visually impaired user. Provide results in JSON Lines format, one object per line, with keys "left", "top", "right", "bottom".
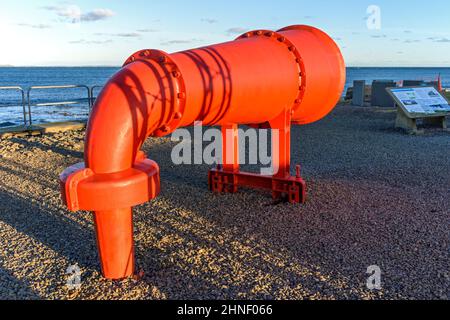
{"left": 94, "top": 209, "right": 134, "bottom": 279}
{"left": 59, "top": 25, "right": 346, "bottom": 279}
{"left": 209, "top": 107, "right": 306, "bottom": 203}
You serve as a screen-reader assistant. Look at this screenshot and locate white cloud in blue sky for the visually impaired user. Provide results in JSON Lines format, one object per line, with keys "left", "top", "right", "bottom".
{"left": 1, "top": 0, "right": 450, "bottom": 66}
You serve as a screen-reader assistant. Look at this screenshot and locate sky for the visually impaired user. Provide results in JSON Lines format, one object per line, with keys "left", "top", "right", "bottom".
{"left": 1, "top": 0, "right": 450, "bottom": 67}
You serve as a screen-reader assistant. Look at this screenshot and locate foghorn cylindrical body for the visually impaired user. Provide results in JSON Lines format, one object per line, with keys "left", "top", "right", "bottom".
{"left": 168, "top": 25, "right": 345, "bottom": 127}
{"left": 172, "top": 36, "right": 300, "bottom": 126}
{"left": 115, "top": 25, "right": 345, "bottom": 136}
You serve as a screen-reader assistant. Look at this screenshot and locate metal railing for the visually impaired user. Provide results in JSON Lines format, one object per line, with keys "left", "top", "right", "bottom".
{"left": 27, "top": 85, "right": 92, "bottom": 125}
{"left": 90, "top": 85, "right": 103, "bottom": 107}
{"left": 0, "top": 86, "right": 27, "bottom": 125}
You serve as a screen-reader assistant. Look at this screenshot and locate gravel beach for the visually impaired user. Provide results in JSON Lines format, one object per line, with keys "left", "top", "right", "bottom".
{"left": 0, "top": 105, "right": 449, "bottom": 300}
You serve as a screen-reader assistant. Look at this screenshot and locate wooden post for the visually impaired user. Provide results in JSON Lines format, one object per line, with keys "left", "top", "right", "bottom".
{"left": 395, "top": 107, "right": 419, "bottom": 134}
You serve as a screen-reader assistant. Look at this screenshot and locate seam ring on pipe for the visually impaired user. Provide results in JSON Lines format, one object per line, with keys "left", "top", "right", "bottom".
{"left": 236, "top": 29, "right": 306, "bottom": 109}
{"left": 123, "top": 49, "right": 187, "bottom": 137}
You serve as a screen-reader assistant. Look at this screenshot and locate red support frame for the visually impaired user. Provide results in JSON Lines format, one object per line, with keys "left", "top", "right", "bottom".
{"left": 208, "top": 109, "right": 307, "bottom": 204}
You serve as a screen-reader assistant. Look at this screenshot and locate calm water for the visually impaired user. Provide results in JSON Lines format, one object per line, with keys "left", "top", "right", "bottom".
{"left": 0, "top": 67, "right": 449, "bottom": 127}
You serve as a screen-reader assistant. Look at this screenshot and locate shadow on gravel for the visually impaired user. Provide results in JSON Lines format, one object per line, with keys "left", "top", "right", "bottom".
{"left": 1, "top": 106, "right": 447, "bottom": 299}
{"left": 132, "top": 107, "right": 449, "bottom": 299}
{"left": 134, "top": 144, "right": 379, "bottom": 299}
{"left": 0, "top": 158, "right": 58, "bottom": 190}
{"left": 0, "top": 188, "right": 98, "bottom": 273}
{"left": 143, "top": 183, "right": 389, "bottom": 299}
{"left": 10, "top": 137, "right": 83, "bottom": 159}
{"left": 0, "top": 265, "right": 41, "bottom": 300}
{"left": 136, "top": 205, "right": 368, "bottom": 299}
{"left": 136, "top": 172, "right": 448, "bottom": 299}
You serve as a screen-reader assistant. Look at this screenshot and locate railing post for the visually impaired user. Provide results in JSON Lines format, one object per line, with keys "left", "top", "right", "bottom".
{"left": 0, "top": 86, "right": 27, "bottom": 126}
{"left": 20, "top": 89, "right": 27, "bottom": 126}
{"left": 90, "top": 86, "right": 103, "bottom": 109}
{"left": 27, "top": 88, "right": 32, "bottom": 126}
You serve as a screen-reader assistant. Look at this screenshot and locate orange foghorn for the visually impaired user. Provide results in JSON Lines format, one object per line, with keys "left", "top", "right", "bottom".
{"left": 60, "top": 25, "right": 346, "bottom": 279}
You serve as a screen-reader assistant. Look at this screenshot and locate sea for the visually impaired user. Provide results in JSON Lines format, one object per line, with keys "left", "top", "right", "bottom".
{"left": 1, "top": 67, "right": 449, "bottom": 127}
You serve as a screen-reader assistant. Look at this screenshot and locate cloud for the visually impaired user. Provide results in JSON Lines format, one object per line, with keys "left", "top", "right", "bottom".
{"left": 201, "top": 18, "right": 218, "bottom": 24}
{"left": 41, "top": 4, "right": 82, "bottom": 22}
{"left": 42, "top": 5, "right": 115, "bottom": 23}
{"left": 69, "top": 39, "right": 113, "bottom": 45}
{"left": 80, "top": 9, "right": 115, "bottom": 22}
{"left": 333, "top": 37, "right": 342, "bottom": 41}
{"left": 404, "top": 30, "right": 412, "bottom": 34}
{"left": 370, "top": 34, "right": 387, "bottom": 38}
{"left": 160, "top": 39, "right": 199, "bottom": 46}
{"left": 40, "top": 5, "right": 61, "bottom": 11}
{"left": 114, "top": 32, "right": 141, "bottom": 38}
{"left": 17, "top": 23, "right": 52, "bottom": 29}
{"left": 404, "top": 39, "right": 421, "bottom": 43}
{"left": 94, "top": 32, "right": 141, "bottom": 38}
{"left": 226, "top": 27, "right": 248, "bottom": 35}
{"left": 137, "top": 29, "right": 158, "bottom": 33}
{"left": 432, "top": 38, "right": 450, "bottom": 43}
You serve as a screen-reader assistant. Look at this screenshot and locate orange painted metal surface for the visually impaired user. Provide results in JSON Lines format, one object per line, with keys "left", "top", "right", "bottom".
{"left": 59, "top": 25, "right": 346, "bottom": 279}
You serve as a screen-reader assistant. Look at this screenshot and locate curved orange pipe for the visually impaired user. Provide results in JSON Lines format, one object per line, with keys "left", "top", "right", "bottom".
{"left": 60, "top": 25, "right": 346, "bottom": 279}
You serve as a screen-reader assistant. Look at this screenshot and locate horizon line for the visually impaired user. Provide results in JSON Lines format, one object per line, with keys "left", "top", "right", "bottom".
{"left": 1, "top": 65, "right": 450, "bottom": 68}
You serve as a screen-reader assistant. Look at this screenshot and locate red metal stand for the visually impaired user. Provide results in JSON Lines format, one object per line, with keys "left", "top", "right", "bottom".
{"left": 209, "top": 109, "right": 307, "bottom": 204}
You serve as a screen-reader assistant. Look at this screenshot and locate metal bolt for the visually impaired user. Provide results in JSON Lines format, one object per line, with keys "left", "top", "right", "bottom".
{"left": 177, "top": 92, "right": 186, "bottom": 99}
{"left": 174, "top": 112, "right": 183, "bottom": 120}
{"left": 265, "top": 31, "right": 274, "bottom": 37}
{"left": 296, "top": 165, "right": 301, "bottom": 178}
{"left": 256, "top": 30, "right": 263, "bottom": 36}
{"left": 159, "top": 56, "right": 167, "bottom": 64}
{"left": 172, "top": 71, "right": 181, "bottom": 78}
{"left": 278, "top": 36, "right": 285, "bottom": 42}
{"left": 130, "top": 56, "right": 135, "bottom": 62}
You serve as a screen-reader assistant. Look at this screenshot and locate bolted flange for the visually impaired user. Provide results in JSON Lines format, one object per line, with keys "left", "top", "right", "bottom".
{"left": 236, "top": 29, "right": 307, "bottom": 112}
{"left": 123, "top": 49, "right": 187, "bottom": 137}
